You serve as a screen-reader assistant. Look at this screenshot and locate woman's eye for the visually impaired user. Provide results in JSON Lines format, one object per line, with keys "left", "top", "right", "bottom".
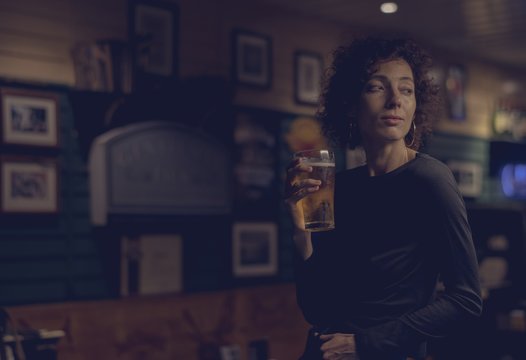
{"left": 366, "top": 84, "right": 384, "bottom": 92}
{"left": 400, "top": 88, "right": 414, "bottom": 95}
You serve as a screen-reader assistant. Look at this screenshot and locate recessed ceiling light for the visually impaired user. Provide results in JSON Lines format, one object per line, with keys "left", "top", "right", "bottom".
{"left": 380, "top": 2, "right": 398, "bottom": 14}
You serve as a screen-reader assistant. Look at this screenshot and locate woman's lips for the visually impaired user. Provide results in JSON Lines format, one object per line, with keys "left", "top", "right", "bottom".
{"left": 381, "top": 116, "right": 404, "bottom": 126}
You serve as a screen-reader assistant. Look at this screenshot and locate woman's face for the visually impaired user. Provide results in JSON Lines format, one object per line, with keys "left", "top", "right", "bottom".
{"left": 357, "top": 58, "right": 416, "bottom": 147}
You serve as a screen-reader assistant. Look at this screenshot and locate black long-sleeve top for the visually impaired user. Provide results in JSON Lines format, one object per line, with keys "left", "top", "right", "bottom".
{"left": 295, "top": 153, "right": 482, "bottom": 359}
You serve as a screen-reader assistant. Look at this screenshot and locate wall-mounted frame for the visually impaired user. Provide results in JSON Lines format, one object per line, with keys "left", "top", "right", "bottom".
{"left": 120, "top": 234, "right": 183, "bottom": 296}
{"left": 294, "top": 51, "right": 323, "bottom": 105}
{"left": 0, "top": 89, "right": 59, "bottom": 148}
{"left": 447, "top": 160, "right": 482, "bottom": 198}
{"left": 129, "top": 0, "right": 179, "bottom": 89}
{"left": 219, "top": 345, "right": 242, "bottom": 360}
{"left": 445, "top": 64, "right": 467, "bottom": 121}
{"left": 492, "top": 105, "right": 526, "bottom": 141}
{"left": 1, "top": 157, "right": 59, "bottom": 214}
{"left": 232, "top": 29, "right": 272, "bottom": 88}
{"left": 232, "top": 222, "right": 277, "bottom": 277}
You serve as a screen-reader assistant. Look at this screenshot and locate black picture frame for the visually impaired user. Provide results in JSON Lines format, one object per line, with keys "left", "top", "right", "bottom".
{"left": 232, "top": 222, "right": 278, "bottom": 277}
{"left": 232, "top": 29, "right": 272, "bottom": 89}
{"left": 294, "top": 51, "right": 323, "bottom": 105}
{"left": 128, "top": 0, "right": 179, "bottom": 92}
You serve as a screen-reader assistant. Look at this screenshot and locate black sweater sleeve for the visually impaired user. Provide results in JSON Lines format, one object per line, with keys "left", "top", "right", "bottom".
{"left": 294, "top": 229, "right": 339, "bottom": 326}
{"left": 355, "top": 163, "right": 482, "bottom": 358}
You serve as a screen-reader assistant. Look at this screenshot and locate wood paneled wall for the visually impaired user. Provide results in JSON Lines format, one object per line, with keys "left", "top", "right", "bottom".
{"left": 7, "top": 284, "right": 310, "bottom": 360}
{"left": 2, "top": 0, "right": 522, "bottom": 132}
{"left": 0, "top": 85, "right": 107, "bottom": 306}
{"left": 0, "top": 0, "right": 127, "bottom": 84}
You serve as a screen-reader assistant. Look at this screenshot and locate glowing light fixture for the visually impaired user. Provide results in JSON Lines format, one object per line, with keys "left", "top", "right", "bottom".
{"left": 380, "top": 2, "right": 398, "bottom": 14}
{"left": 501, "top": 164, "right": 526, "bottom": 199}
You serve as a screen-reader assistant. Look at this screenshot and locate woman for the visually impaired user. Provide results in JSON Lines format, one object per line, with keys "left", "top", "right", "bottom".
{"left": 284, "top": 37, "right": 482, "bottom": 360}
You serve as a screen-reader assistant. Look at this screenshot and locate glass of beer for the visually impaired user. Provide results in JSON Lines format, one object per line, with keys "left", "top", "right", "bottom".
{"left": 294, "top": 149, "right": 335, "bottom": 232}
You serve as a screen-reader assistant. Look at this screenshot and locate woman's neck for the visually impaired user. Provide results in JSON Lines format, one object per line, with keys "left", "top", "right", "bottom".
{"left": 363, "top": 141, "right": 413, "bottom": 176}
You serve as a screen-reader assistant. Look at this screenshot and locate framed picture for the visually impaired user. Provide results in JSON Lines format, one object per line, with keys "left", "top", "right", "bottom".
{"left": 232, "top": 29, "right": 272, "bottom": 88}
{"left": 0, "top": 89, "right": 59, "bottom": 148}
{"left": 219, "top": 345, "right": 241, "bottom": 360}
{"left": 129, "top": 0, "right": 179, "bottom": 89}
{"left": 493, "top": 104, "right": 526, "bottom": 141}
{"left": 447, "top": 160, "right": 483, "bottom": 198}
{"left": 294, "top": 51, "right": 323, "bottom": 105}
{"left": 120, "top": 234, "right": 183, "bottom": 296}
{"left": 445, "top": 64, "right": 467, "bottom": 121}
{"left": 232, "top": 222, "right": 277, "bottom": 277}
{"left": 1, "top": 157, "right": 59, "bottom": 213}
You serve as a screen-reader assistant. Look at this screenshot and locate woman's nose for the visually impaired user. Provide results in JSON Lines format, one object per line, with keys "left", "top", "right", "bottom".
{"left": 386, "top": 90, "right": 402, "bottom": 108}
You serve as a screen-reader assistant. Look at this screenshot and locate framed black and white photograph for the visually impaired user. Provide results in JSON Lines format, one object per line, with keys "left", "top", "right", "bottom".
{"left": 1, "top": 158, "right": 59, "bottom": 214}
{"left": 0, "top": 89, "right": 59, "bottom": 148}
{"left": 129, "top": 0, "right": 179, "bottom": 89}
{"left": 447, "top": 160, "right": 483, "bottom": 198}
{"left": 232, "top": 222, "right": 277, "bottom": 277}
{"left": 232, "top": 29, "right": 272, "bottom": 88}
{"left": 294, "top": 51, "right": 323, "bottom": 105}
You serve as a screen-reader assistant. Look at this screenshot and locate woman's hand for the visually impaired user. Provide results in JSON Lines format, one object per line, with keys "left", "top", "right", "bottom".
{"left": 283, "top": 158, "right": 321, "bottom": 230}
{"left": 319, "top": 333, "right": 359, "bottom": 360}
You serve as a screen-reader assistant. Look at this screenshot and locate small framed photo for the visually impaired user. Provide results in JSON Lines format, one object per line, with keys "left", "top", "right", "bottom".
{"left": 0, "top": 89, "right": 59, "bottom": 148}
{"left": 232, "top": 222, "right": 277, "bottom": 277}
{"left": 219, "top": 345, "right": 241, "bottom": 360}
{"left": 120, "top": 234, "right": 183, "bottom": 296}
{"left": 445, "top": 64, "right": 467, "bottom": 121}
{"left": 1, "top": 157, "right": 59, "bottom": 214}
{"left": 129, "top": 0, "right": 179, "bottom": 87}
{"left": 294, "top": 51, "right": 323, "bottom": 105}
{"left": 447, "top": 160, "right": 483, "bottom": 198}
{"left": 232, "top": 29, "right": 272, "bottom": 88}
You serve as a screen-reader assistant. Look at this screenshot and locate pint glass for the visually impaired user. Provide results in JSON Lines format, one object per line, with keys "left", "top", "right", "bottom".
{"left": 294, "top": 149, "right": 335, "bottom": 232}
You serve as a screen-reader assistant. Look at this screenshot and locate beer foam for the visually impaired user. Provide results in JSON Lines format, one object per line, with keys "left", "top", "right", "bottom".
{"left": 302, "top": 160, "right": 335, "bottom": 167}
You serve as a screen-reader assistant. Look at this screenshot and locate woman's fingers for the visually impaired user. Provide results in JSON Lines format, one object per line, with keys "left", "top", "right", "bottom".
{"left": 287, "top": 160, "right": 312, "bottom": 181}
{"left": 284, "top": 179, "right": 321, "bottom": 203}
{"left": 320, "top": 333, "right": 357, "bottom": 359}
{"left": 319, "top": 333, "right": 335, "bottom": 341}
{"left": 283, "top": 159, "right": 321, "bottom": 230}
{"left": 301, "top": 179, "right": 322, "bottom": 187}
{"left": 322, "top": 352, "right": 356, "bottom": 360}
{"left": 284, "top": 158, "right": 321, "bottom": 203}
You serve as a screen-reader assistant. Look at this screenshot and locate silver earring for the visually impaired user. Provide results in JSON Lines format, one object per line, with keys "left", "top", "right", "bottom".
{"left": 407, "top": 122, "right": 416, "bottom": 147}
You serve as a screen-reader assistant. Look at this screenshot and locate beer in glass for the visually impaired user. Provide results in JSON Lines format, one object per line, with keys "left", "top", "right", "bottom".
{"left": 294, "top": 149, "right": 335, "bottom": 232}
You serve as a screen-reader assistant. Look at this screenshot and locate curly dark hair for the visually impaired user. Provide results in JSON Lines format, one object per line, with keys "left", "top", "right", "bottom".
{"left": 317, "top": 37, "right": 440, "bottom": 150}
